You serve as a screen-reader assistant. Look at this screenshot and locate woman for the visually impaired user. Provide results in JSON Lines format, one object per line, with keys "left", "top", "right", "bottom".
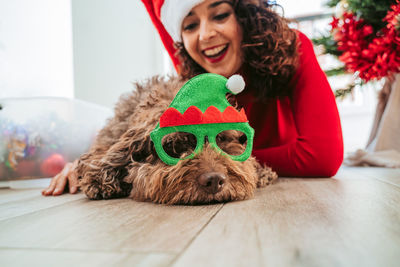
{"left": 43, "top": 0, "right": 343, "bottom": 196}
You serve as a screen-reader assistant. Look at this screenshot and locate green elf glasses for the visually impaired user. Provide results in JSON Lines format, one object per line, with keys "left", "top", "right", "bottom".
{"left": 151, "top": 118, "right": 254, "bottom": 165}
{"left": 150, "top": 73, "right": 254, "bottom": 166}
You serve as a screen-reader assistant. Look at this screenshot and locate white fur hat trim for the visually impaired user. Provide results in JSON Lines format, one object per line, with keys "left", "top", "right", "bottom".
{"left": 226, "top": 75, "right": 245, "bottom": 94}
{"left": 160, "top": 0, "right": 204, "bottom": 42}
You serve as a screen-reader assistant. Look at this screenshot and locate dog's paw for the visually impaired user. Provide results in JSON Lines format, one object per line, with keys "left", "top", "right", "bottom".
{"left": 79, "top": 165, "right": 133, "bottom": 200}
{"left": 256, "top": 166, "right": 278, "bottom": 188}
{"left": 81, "top": 178, "right": 133, "bottom": 200}
{"left": 101, "top": 180, "right": 133, "bottom": 199}
{"left": 82, "top": 182, "right": 103, "bottom": 200}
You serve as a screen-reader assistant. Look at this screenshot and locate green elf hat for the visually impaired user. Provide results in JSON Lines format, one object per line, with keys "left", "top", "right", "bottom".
{"left": 150, "top": 73, "right": 254, "bottom": 165}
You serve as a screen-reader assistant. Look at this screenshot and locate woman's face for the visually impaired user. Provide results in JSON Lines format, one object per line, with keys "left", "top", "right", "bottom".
{"left": 181, "top": 0, "right": 243, "bottom": 78}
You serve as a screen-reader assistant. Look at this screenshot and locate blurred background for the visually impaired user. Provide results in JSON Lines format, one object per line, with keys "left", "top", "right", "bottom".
{"left": 0, "top": 0, "right": 378, "bottom": 155}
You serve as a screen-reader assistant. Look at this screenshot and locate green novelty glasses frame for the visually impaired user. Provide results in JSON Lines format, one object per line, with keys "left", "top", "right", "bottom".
{"left": 150, "top": 122, "right": 255, "bottom": 165}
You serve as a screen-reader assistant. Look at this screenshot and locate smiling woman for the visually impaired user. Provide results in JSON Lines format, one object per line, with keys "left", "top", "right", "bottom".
{"left": 180, "top": 1, "right": 244, "bottom": 77}
{"left": 142, "top": 0, "right": 344, "bottom": 178}
{"left": 175, "top": 0, "right": 299, "bottom": 99}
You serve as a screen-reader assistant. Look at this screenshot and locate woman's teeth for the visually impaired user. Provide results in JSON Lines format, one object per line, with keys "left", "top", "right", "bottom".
{"left": 203, "top": 44, "right": 228, "bottom": 57}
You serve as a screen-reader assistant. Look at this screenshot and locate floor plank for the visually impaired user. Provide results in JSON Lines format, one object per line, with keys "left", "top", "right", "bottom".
{"left": 0, "top": 192, "right": 85, "bottom": 221}
{"left": 331, "top": 166, "right": 369, "bottom": 180}
{"left": 0, "top": 248, "right": 173, "bottom": 267}
{"left": 344, "top": 167, "right": 400, "bottom": 187}
{"left": 0, "top": 189, "right": 43, "bottom": 205}
{"left": 173, "top": 177, "right": 400, "bottom": 267}
{"left": 0, "top": 196, "right": 222, "bottom": 254}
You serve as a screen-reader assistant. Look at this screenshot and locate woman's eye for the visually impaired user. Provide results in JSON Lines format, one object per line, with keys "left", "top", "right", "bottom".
{"left": 214, "top": 12, "right": 230, "bottom": 21}
{"left": 183, "top": 23, "right": 198, "bottom": 31}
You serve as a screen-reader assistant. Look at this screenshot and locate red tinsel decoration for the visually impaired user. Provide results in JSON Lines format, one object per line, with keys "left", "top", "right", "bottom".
{"left": 331, "top": 0, "right": 400, "bottom": 82}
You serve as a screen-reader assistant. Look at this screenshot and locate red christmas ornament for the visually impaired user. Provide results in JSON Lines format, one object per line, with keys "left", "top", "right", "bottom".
{"left": 40, "top": 153, "right": 66, "bottom": 177}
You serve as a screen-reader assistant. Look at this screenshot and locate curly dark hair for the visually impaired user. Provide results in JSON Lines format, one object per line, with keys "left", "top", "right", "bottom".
{"left": 175, "top": 0, "right": 299, "bottom": 99}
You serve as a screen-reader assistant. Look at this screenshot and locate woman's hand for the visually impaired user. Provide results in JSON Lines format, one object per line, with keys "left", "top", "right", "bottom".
{"left": 42, "top": 159, "right": 79, "bottom": 196}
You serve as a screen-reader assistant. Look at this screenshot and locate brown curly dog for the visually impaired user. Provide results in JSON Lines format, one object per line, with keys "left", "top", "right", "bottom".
{"left": 76, "top": 76, "right": 277, "bottom": 204}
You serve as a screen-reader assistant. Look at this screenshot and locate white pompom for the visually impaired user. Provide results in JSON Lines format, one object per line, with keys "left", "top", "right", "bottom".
{"left": 226, "top": 74, "right": 245, "bottom": 94}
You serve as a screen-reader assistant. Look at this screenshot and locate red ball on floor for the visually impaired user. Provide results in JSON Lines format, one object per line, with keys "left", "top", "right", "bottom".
{"left": 40, "top": 154, "right": 66, "bottom": 177}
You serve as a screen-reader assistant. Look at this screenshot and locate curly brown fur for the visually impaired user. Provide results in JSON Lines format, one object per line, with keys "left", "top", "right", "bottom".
{"left": 176, "top": 0, "right": 299, "bottom": 99}
{"left": 76, "top": 76, "right": 278, "bottom": 204}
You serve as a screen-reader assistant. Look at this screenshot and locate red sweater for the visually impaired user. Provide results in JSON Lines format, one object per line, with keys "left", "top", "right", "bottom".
{"left": 236, "top": 32, "right": 343, "bottom": 177}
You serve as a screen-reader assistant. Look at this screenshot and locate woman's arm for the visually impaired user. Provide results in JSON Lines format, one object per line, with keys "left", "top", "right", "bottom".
{"left": 253, "top": 32, "right": 343, "bottom": 177}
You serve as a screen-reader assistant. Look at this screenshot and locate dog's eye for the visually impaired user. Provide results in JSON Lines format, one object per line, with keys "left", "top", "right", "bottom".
{"left": 216, "top": 130, "right": 247, "bottom": 156}
{"left": 162, "top": 132, "right": 197, "bottom": 158}
{"left": 239, "top": 134, "right": 247, "bottom": 145}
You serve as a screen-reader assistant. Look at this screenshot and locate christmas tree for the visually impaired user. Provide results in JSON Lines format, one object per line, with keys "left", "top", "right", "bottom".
{"left": 312, "top": 0, "right": 400, "bottom": 97}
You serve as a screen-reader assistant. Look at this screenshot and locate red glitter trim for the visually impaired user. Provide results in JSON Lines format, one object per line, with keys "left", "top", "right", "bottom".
{"left": 159, "top": 106, "right": 248, "bottom": 127}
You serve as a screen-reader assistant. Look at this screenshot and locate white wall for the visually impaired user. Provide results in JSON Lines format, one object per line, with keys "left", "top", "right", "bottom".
{"left": 0, "top": 0, "right": 74, "bottom": 98}
{"left": 71, "top": 0, "right": 167, "bottom": 108}
{"left": 278, "top": 0, "right": 327, "bottom": 17}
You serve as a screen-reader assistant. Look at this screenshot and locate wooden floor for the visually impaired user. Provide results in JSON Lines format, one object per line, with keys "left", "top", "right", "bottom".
{"left": 0, "top": 166, "right": 400, "bottom": 267}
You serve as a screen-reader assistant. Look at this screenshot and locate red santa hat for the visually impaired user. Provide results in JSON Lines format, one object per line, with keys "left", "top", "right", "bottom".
{"left": 141, "top": 0, "right": 204, "bottom": 72}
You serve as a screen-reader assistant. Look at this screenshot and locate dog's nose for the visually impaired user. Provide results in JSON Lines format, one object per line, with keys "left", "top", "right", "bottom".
{"left": 198, "top": 172, "right": 226, "bottom": 194}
